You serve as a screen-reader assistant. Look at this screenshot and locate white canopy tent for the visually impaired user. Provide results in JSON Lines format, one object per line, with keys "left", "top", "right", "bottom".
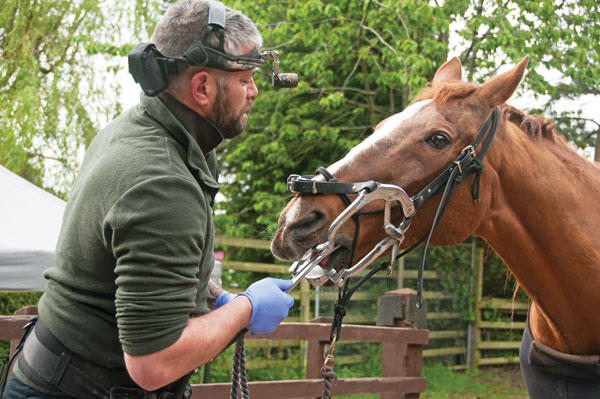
{"left": 0, "top": 165, "right": 65, "bottom": 291}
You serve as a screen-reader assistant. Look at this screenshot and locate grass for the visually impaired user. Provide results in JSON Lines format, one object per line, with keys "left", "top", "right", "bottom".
{"left": 422, "top": 363, "right": 529, "bottom": 399}
{"left": 191, "top": 343, "right": 529, "bottom": 399}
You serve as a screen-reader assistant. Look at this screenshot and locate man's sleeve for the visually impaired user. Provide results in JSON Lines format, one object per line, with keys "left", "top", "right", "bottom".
{"left": 103, "top": 175, "right": 207, "bottom": 356}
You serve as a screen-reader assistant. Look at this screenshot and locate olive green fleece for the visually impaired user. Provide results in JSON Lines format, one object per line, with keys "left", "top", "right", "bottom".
{"left": 36, "top": 94, "right": 220, "bottom": 368}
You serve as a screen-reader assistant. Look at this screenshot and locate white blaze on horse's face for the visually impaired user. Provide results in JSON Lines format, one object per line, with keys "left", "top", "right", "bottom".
{"left": 329, "top": 100, "right": 433, "bottom": 175}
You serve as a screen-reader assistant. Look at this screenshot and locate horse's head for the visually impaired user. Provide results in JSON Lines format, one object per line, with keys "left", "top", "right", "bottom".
{"left": 271, "top": 56, "right": 530, "bottom": 279}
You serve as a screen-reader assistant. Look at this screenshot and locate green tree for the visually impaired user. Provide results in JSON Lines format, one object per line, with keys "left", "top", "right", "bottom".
{"left": 217, "top": 0, "right": 449, "bottom": 238}
{"left": 0, "top": 0, "right": 160, "bottom": 197}
{"left": 217, "top": 0, "right": 600, "bottom": 238}
{"left": 446, "top": 0, "right": 600, "bottom": 155}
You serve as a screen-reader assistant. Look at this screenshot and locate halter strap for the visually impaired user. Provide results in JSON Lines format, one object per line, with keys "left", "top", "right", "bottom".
{"left": 286, "top": 107, "right": 500, "bottom": 308}
{"left": 287, "top": 174, "right": 377, "bottom": 197}
{"left": 413, "top": 108, "right": 499, "bottom": 306}
{"left": 412, "top": 108, "right": 499, "bottom": 209}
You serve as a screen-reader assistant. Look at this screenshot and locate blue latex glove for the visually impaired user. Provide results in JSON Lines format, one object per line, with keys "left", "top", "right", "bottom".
{"left": 213, "top": 290, "right": 237, "bottom": 309}
{"left": 239, "top": 278, "right": 294, "bottom": 334}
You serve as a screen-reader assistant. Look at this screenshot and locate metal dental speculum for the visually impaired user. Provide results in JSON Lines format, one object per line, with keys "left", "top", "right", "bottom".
{"left": 286, "top": 174, "right": 416, "bottom": 291}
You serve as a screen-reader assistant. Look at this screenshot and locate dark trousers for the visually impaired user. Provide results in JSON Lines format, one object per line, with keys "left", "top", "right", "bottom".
{"left": 2, "top": 375, "right": 73, "bottom": 399}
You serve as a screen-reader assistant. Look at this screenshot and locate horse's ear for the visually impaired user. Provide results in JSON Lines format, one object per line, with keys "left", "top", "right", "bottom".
{"left": 432, "top": 57, "right": 462, "bottom": 84}
{"left": 477, "top": 56, "right": 530, "bottom": 106}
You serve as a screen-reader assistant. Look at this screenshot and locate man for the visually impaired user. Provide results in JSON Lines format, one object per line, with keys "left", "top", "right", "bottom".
{"left": 3, "top": 1, "right": 294, "bottom": 397}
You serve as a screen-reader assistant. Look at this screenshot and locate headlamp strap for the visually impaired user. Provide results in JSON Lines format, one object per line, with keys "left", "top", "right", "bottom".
{"left": 204, "top": 1, "right": 226, "bottom": 52}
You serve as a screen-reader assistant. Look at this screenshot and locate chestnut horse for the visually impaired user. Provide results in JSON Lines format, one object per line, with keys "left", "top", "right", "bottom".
{"left": 271, "top": 57, "right": 600, "bottom": 397}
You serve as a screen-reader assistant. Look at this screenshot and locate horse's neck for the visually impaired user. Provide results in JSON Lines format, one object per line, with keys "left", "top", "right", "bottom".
{"left": 479, "top": 130, "right": 600, "bottom": 355}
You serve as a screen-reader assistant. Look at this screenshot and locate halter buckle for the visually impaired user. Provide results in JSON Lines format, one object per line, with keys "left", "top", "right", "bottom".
{"left": 287, "top": 174, "right": 301, "bottom": 193}
{"left": 460, "top": 144, "right": 476, "bottom": 158}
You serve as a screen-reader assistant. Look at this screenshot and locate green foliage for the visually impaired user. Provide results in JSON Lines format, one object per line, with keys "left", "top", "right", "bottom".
{"left": 216, "top": 0, "right": 449, "bottom": 238}
{"left": 0, "top": 0, "right": 161, "bottom": 197}
{"left": 448, "top": 0, "right": 600, "bottom": 149}
{"left": 0, "top": 291, "right": 42, "bottom": 365}
{"left": 481, "top": 245, "right": 528, "bottom": 303}
{"left": 0, "top": 292, "right": 42, "bottom": 316}
{"left": 429, "top": 244, "right": 476, "bottom": 324}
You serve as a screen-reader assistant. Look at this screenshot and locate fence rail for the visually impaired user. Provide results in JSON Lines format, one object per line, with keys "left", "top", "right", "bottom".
{"left": 467, "top": 252, "right": 528, "bottom": 368}
{"left": 0, "top": 309, "right": 429, "bottom": 399}
{"left": 215, "top": 236, "right": 528, "bottom": 370}
{"left": 0, "top": 236, "right": 529, "bottom": 373}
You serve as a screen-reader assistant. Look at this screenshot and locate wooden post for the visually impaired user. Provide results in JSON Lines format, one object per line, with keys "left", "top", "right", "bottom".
{"left": 300, "top": 279, "right": 311, "bottom": 323}
{"left": 467, "top": 248, "right": 484, "bottom": 370}
{"left": 7, "top": 306, "right": 38, "bottom": 379}
{"left": 381, "top": 340, "right": 408, "bottom": 399}
{"left": 300, "top": 279, "right": 311, "bottom": 376}
{"left": 397, "top": 257, "right": 405, "bottom": 290}
{"left": 378, "top": 290, "right": 427, "bottom": 399}
{"left": 306, "top": 317, "right": 332, "bottom": 399}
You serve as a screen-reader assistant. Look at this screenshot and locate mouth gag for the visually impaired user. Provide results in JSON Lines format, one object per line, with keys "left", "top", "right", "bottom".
{"left": 284, "top": 175, "right": 416, "bottom": 292}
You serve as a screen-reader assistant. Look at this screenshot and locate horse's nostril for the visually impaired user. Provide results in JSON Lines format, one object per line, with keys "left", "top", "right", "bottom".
{"left": 291, "top": 211, "right": 326, "bottom": 240}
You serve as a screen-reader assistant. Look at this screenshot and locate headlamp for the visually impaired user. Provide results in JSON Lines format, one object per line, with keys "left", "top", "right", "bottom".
{"left": 128, "top": 1, "right": 297, "bottom": 96}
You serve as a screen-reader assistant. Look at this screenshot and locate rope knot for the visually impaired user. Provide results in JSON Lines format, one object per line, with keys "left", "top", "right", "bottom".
{"left": 471, "top": 159, "right": 484, "bottom": 173}
{"left": 333, "top": 304, "right": 347, "bottom": 317}
{"left": 320, "top": 366, "right": 338, "bottom": 398}
{"left": 452, "top": 174, "right": 463, "bottom": 185}
{"left": 320, "top": 366, "right": 338, "bottom": 382}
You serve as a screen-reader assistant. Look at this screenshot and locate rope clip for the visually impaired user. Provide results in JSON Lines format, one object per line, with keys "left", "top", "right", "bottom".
{"left": 323, "top": 335, "right": 337, "bottom": 370}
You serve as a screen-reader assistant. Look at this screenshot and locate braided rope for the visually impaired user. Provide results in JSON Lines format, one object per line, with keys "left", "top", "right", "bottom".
{"left": 231, "top": 335, "right": 250, "bottom": 399}
{"left": 320, "top": 366, "right": 338, "bottom": 399}
{"left": 231, "top": 338, "right": 240, "bottom": 399}
{"left": 239, "top": 337, "right": 249, "bottom": 399}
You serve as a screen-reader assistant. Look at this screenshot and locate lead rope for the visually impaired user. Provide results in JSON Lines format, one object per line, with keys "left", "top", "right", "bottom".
{"left": 319, "top": 262, "right": 389, "bottom": 399}
{"left": 230, "top": 335, "right": 249, "bottom": 399}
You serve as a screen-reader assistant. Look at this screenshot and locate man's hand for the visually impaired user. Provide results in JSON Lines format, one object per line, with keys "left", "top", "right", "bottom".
{"left": 239, "top": 278, "right": 294, "bottom": 334}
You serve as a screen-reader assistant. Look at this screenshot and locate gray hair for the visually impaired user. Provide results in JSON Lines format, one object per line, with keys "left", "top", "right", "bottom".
{"left": 151, "top": 0, "right": 262, "bottom": 57}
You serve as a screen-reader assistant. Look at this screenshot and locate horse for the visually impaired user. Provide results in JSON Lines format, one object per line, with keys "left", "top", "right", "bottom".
{"left": 271, "top": 56, "right": 600, "bottom": 398}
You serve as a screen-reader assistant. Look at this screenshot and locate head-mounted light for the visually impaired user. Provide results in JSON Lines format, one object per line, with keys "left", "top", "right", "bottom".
{"left": 128, "top": 1, "right": 297, "bottom": 96}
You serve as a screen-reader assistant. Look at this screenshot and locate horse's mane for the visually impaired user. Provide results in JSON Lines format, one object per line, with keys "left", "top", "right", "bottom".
{"left": 414, "top": 81, "right": 560, "bottom": 144}
{"left": 501, "top": 105, "right": 556, "bottom": 143}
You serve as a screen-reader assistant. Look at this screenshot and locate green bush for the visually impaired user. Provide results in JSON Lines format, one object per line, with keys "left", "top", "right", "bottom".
{"left": 0, "top": 291, "right": 42, "bottom": 365}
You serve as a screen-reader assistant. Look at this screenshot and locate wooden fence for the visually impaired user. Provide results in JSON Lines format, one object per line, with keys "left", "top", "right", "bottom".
{"left": 0, "top": 307, "right": 429, "bottom": 398}
{"left": 215, "top": 236, "right": 528, "bottom": 370}
{"left": 466, "top": 253, "right": 528, "bottom": 368}
{"left": 215, "top": 237, "right": 469, "bottom": 365}
{"left": 0, "top": 236, "right": 528, "bottom": 374}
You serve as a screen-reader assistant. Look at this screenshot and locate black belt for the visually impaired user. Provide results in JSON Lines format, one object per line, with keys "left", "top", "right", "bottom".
{"left": 18, "top": 318, "right": 189, "bottom": 399}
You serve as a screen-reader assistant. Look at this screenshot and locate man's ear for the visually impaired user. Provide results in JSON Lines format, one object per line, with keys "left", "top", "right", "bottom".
{"left": 188, "top": 71, "right": 212, "bottom": 107}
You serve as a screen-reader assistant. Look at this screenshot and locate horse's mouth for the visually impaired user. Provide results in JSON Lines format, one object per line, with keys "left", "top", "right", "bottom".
{"left": 317, "top": 246, "right": 351, "bottom": 287}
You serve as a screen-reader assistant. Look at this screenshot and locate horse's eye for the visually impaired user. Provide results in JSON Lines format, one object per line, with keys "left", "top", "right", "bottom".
{"left": 425, "top": 133, "right": 450, "bottom": 149}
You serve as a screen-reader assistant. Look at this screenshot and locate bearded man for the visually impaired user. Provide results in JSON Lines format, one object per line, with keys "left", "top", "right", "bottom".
{"left": 3, "top": 1, "right": 294, "bottom": 398}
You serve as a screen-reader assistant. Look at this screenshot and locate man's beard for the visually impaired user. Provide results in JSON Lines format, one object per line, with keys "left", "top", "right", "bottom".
{"left": 211, "top": 78, "right": 253, "bottom": 139}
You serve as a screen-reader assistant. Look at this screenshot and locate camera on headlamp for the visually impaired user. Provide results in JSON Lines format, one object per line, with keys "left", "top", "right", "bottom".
{"left": 261, "top": 50, "right": 299, "bottom": 89}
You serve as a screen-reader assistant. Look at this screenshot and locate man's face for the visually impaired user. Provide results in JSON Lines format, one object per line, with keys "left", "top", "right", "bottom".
{"left": 210, "top": 67, "right": 258, "bottom": 139}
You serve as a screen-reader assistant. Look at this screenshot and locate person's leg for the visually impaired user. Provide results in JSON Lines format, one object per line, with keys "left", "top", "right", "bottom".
{"left": 3, "top": 375, "right": 72, "bottom": 399}
{"left": 520, "top": 321, "right": 566, "bottom": 399}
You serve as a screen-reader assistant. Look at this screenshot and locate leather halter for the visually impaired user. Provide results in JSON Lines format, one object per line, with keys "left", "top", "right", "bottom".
{"left": 287, "top": 107, "right": 499, "bottom": 308}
